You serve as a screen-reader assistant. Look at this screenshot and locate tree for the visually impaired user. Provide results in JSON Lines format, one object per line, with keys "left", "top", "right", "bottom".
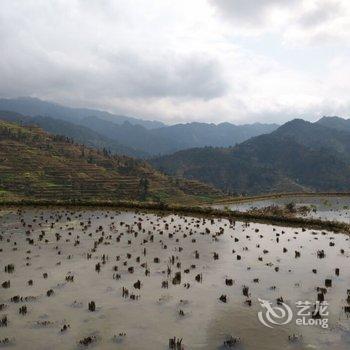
{"left": 138, "top": 176, "right": 149, "bottom": 201}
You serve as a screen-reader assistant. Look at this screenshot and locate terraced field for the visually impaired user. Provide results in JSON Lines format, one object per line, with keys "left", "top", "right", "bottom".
{"left": 0, "top": 120, "right": 220, "bottom": 204}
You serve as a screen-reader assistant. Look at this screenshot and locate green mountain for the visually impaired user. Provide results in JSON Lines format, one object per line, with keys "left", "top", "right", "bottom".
{"left": 274, "top": 119, "right": 350, "bottom": 160}
{"left": 0, "top": 119, "right": 220, "bottom": 203}
{"left": 151, "top": 119, "right": 350, "bottom": 195}
{"left": 316, "top": 116, "right": 350, "bottom": 133}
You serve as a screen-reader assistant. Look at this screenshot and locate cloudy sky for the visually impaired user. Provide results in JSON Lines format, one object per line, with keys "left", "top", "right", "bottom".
{"left": 1, "top": 0, "right": 350, "bottom": 124}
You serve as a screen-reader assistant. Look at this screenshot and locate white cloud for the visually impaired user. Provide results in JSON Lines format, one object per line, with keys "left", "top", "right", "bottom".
{"left": 285, "top": 0, "right": 350, "bottom": 46}
{"left": 0, "top": 0, "right": 349, "bottom": 124}
{"left": 210, "top": 0, "right": 298, "bottom": 30}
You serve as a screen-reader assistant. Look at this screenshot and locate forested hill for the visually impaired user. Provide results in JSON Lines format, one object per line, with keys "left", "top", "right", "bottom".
{"left": 150, "top": 118, "right": 350, "bottom": 195}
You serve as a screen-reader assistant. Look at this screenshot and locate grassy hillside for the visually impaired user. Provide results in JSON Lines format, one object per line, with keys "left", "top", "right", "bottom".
{"left": 0, "top": 120, "right": 221, "bottom": 203}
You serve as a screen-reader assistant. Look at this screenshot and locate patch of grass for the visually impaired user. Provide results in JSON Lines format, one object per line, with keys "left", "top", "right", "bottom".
{"left": 212, "top": 192, "right": 350, "bottom": 205}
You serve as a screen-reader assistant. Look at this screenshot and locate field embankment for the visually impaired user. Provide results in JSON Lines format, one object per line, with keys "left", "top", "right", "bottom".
{"left": 1, "top": 198, "right": 349, "bottom": 234}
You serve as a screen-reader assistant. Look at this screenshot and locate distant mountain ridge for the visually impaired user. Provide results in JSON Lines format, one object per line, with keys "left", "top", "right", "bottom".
{"left": 80, "top": 116, "right": 278, "bottom": 156}
{"left": 0, "top": 97, "right": 279, "bottom": 157}
{"left": 0, "top": 97, "right": 164, "bottom": 129}
{"left": 316, "top": 116, "right": 350, "bottom": 133}
{"left": 151, "top": 121, "right": 278, "bottom": 149}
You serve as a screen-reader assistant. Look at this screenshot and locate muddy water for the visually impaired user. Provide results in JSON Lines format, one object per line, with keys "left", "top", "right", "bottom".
{"left": 0, "top": 208, "right": 349, "bottom": 349}
{"left": 213, "top": 196, "right": 350, "bottom": 223}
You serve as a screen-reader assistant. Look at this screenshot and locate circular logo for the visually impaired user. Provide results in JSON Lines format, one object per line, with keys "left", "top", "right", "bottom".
{"left": 258, "top": 298, "right": 293, "bottom": 328}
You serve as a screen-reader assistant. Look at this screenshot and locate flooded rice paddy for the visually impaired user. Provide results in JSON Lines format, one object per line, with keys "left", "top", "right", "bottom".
{"left": 0, "top": 208, "right": 350, "bottom": 349}
{"left": 213, "top": 196, "right": 350, "bottom": 223}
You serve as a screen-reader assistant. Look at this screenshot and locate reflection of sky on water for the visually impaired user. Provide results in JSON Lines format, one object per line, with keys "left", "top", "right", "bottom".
{"left": 213, "top": 196, "right": 350, "bottom": 223}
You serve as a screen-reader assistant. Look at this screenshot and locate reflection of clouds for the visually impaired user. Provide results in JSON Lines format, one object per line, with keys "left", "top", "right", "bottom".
{"left": 1, "top": 208, "right": 349, "bottom": 348}
{"left": 206, "top": 300, "right": 295, "bottom": 350}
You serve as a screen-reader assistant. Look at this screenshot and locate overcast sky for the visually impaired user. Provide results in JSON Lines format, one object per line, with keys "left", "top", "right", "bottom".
{"left": 1, "top": 0, "right": 350, "bottom": 124}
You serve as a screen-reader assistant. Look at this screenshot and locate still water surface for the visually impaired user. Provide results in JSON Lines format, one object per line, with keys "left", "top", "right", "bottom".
{"left": 0, "top": 208, "right": 349, "bottom": 349}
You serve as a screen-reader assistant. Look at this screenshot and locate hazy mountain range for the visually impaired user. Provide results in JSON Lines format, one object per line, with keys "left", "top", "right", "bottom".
{"left": 0, "top": 97, "right": 278, "bottom": 157}
{"left": 1, "top": 97, "right": 350, "bottom": 196}
{"left": 0, "top": 97, "right": 164, "bottom": 129}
